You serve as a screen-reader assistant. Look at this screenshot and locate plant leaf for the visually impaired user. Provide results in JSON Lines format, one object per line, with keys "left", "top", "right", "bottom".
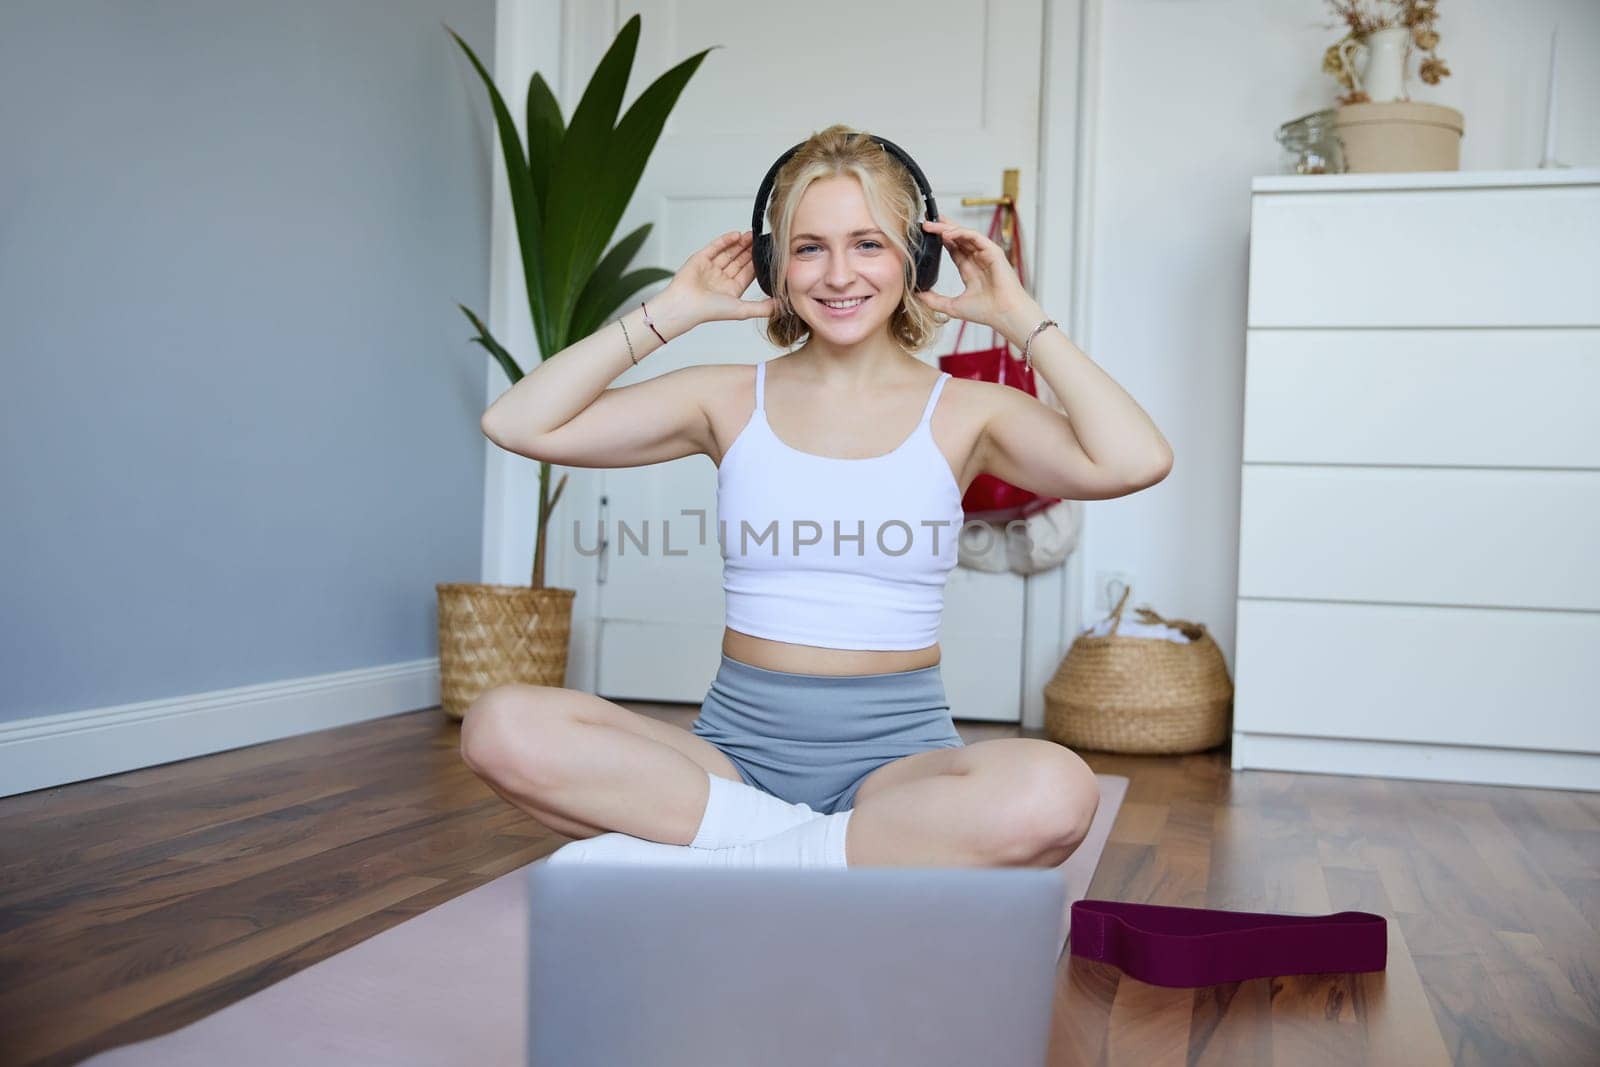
{"left": 546, "top": 472, "right": 569, "bottom": 516}
{"left": 446, "top": 26, "right": 552, "bottom": 357}
{"left": 524, "top": 71, "right": 564, "bottom": 210}
{"left": 574, "top": 268, "right": 674, "bottom": 344}
{"left": 578, "top": 44, "right": 716, "bottom": 332}
{"left": 540, "top": 14, "right": 643, "bottom": 347}
{"left": 459, "top": 304, "right": 524, "bottom": 385}
{"left": 569, "top": 222, "right": 654, "bottom": 339}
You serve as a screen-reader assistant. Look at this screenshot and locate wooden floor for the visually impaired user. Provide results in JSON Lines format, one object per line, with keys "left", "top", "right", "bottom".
{"left": 1, "top": 704, "right": 1596, "bottom": 1066}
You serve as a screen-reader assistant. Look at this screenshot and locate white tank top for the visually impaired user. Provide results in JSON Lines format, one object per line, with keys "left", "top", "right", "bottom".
{"left": 716, "top": 359, "right": 964, "bottom": 651}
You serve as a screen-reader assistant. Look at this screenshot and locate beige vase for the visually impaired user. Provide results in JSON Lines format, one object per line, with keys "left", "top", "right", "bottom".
{"left": 1334, "top": 101, "right": 1464, "bottom": 173}
{"left": 435, "top": 583, "right": 576, "bottom": 720}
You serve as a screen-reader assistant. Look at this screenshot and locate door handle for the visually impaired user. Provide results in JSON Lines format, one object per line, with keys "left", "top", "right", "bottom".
{"left": 960, "top": 168, "right": 1020, "bottom": 250}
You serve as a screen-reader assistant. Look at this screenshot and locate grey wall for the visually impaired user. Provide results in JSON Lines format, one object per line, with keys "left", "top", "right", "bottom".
{"left": 0, "top": 1, "right": 497, "bottom": 723}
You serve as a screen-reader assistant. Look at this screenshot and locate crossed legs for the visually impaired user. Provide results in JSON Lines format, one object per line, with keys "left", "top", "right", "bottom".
{"left": 459, "top": 684, "right": 1100, "bottom": 868}
{"left": 845, "top": 737, "right": 1100, "bottom": 868}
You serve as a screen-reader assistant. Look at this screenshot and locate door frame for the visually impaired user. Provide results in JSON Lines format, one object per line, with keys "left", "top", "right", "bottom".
{"left": 478, "top": 0, "right": 1104, "bottom": 729}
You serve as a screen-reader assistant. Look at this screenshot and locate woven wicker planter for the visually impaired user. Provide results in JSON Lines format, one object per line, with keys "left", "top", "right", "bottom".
{"left": 1044, "top": 587, "right": 1233, "bottom": 755}
{"left": 436, "top": 583, "right": 575, "bottom": 720}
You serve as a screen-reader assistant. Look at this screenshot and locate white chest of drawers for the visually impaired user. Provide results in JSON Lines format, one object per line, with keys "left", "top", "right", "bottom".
{"left": 1233, "top": 168, "right": 1600, "bottom": 791}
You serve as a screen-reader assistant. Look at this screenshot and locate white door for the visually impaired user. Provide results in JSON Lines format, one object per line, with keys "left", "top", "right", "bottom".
{"left": 496, "top": 0, "right": 1067, "bottom": 723}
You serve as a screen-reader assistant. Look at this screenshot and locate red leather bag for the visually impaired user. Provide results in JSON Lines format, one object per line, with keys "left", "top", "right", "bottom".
{"left": 937, "top": 201, "right": 1060, "bottom": 523}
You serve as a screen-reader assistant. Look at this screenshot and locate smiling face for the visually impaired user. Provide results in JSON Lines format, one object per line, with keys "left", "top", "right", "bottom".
{"left": 783, "top": 175, "right": 907, "bottom": 344}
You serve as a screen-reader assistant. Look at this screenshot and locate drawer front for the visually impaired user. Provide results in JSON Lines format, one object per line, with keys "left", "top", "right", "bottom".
{"left": 1237, "top": 465, "right": 1600, "bottom": 611}
{"left": 1234, "top": 598, "right": 1600, "bottom": 752}
{"left": 1243, "top": 329, "right": 1600, "bottom": 467}
{"left": 1247, "top": 184, "right": 1600, "bottom": 327}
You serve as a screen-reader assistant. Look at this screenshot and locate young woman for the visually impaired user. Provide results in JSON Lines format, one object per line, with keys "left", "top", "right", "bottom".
{"left": 464, "top": 125, "right": 1172, "bottom": 870}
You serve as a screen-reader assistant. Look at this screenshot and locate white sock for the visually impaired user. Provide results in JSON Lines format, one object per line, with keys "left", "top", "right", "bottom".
{"left": 545, "top": 809, "right": 853, "bottom": 869}
{"left": 689, "top": 770, "right": 822, "bottom": 849}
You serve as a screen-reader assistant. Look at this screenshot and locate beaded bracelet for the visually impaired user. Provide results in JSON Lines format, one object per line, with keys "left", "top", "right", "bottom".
{"left": 617, "top": 317, "right": 638, "bottom": 365}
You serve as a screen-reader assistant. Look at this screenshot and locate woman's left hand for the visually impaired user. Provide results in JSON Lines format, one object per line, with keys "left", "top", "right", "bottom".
{"left": 911, "top": 213, "right": 1036, "bottom": 330}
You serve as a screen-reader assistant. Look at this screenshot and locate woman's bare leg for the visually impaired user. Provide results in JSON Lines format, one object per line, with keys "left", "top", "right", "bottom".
{"left": 459, "top": 684, "right": 745, "bottom": 844}
{"left": 845, "top": 738, "right": 1100, "bottom": 868}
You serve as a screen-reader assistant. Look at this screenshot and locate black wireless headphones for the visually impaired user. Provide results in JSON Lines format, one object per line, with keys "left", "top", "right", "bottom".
{"left": 750, "top": 132, "right": 942, "bottom": 297}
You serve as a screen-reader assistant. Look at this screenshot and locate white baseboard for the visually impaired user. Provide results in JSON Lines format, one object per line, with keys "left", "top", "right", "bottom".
{"left": 0, "top": 659, "right": 441, "bottom": 800}
{"left": 1231, "top": 731, "right": 1600, "bottom": 792}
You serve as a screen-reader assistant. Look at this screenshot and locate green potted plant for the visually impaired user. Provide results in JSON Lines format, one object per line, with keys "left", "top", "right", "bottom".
{"left": 436, "top": 16, "right": 714, "bottom": 718}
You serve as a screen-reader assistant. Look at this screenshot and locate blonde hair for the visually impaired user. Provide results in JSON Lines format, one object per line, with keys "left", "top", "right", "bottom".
{"left": 761, "top": 124, "right": 948, "bottom": 354}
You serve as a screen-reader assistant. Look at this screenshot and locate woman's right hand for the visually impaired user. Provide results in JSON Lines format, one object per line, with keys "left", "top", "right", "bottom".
{"left": 658, "top": 230, "right": 776, "bottom": 327}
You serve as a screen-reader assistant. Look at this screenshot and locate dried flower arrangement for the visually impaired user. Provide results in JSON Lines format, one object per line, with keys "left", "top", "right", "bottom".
{"left": 1321, "top": 0, "right": 1450, "bottom": 105}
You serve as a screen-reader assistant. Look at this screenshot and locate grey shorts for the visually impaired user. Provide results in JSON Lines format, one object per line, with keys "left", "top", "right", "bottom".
{"left": 690, "top": 653, "right": 966, "bottom": 815}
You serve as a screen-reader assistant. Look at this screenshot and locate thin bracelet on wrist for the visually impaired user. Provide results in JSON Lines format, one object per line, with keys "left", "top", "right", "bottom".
{"left": 618, "top": 317, "right": 638, "bottom": 365}
{"left": 1021, "top": 318, "right": 1058, "bottom": 372}
{"left": 641, "top": 301, "right": 668, "bottom": 345}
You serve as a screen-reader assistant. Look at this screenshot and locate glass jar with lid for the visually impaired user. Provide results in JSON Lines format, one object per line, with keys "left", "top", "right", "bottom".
{"left": 1274, "top": 109, "right": 1346, "bottom": 174}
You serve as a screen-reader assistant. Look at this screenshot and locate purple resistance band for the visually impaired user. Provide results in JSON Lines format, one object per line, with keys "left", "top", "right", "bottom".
{"left": 1068, "top": 899, "right": 1388, "bottom": 987}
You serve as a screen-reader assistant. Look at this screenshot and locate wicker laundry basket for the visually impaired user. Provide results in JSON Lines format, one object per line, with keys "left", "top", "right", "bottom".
{"left": 1044, "top": 586, "right": 1233, "bottom": 754}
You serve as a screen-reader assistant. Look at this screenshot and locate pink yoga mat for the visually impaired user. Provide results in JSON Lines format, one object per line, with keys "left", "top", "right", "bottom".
{"left": 81, "top": 774, "right": 1129, "bottom": 1066}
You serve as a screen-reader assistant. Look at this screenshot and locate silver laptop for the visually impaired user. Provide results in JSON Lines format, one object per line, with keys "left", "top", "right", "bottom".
{"left": 526, "top": 864, "right": 1066, "bottom": 1067}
